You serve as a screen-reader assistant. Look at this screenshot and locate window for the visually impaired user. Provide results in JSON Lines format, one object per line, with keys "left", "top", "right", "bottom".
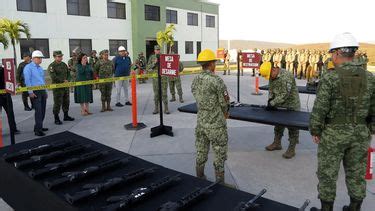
{"left": 185, "top": 41, "right": 194, "bottom": 54}
{"left": 20, "top": 39, "right": 50, "bottom": 58}
{"left": 17, "top": 0, "right": 46, "bottom": 13}
{"left": 145, "top": 5, "right": 160, "bottom": 21}
{"left": 109, "top": 40, "right": 128, "bottom": 56}
{"left": 67, "top": 0, "right": 90, "bottom": 16}
{"left": 206, "top": 15, "right": 215, "bottom": 28}
{"left": 187, "top": 13, "right": 198, "bottom": 26}
{"left": 107, "top": 1, "right": 126, "bottom": 19}
{"left": 69, "top": 39, "right": 92, "bottom": 56}
{"left": 167, "top": 41, "right": 178, "bottom": 54}
{"left": 166, "top": 9, "right": 177, "bottom": 24}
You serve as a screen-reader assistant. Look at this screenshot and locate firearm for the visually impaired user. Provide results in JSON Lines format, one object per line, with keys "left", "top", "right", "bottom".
{"left": 14, "top": 144, "right": 87, "bottom": 169}
{"left": 233, "top": 189, "right": 267, "bottom": 211}
{"left": 249, "top": 104, "right": 291, "bottom": 111}
{"left": 102, "top": 174, "right": 181, "bottom": 211}
{"left": 298, "top": 199, "right": 310, "bottom": 211}
{"left": 3, "top": 140, "right": 73, "bottom": 162}
{"left": 65, "top": 167, "right": 156, "bottom": 204}
{"left": 158, "top": 181, "right": 219, "bottom": 211}
{"left": 28, "top": 150, "right": 109, "bottom": 179}
{"left": 44, "top": 157, "right": 128, "bottom": 190}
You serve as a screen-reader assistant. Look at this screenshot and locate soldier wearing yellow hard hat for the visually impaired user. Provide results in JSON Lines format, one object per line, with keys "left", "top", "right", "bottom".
{"left": 259, "top": 61, "right": 301, "bottom": 159}
{"left": 192, "top": 49, "right": 231, "bottom": 185}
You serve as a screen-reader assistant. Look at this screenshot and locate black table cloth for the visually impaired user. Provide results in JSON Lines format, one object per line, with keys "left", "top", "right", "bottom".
{"left": 0, "top": 131, "right": 298, "bottom": 211}
{"left": 178, "top": 103, "right": 310, "bottom": 130}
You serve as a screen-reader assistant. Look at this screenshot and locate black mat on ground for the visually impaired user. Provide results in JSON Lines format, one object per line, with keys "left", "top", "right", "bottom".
{"left": 0, "top": 132, "right": 298, "bottom": 211}
{"left": 259, "top": 85, "right": 317, "bottom": 94}
{"left": 178, "top": 103, "right": 310, "bottom": 130}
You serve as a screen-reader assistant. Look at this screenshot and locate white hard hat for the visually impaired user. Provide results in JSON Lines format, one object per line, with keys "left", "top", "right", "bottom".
{"left": 118, "top": 46, "right": 126, "bottom": 51}
{"left": 32, "top": 50, "right": 44, "bottom": 58}
{"left": 329, "top": 32, "right": 359, "bottom": 52}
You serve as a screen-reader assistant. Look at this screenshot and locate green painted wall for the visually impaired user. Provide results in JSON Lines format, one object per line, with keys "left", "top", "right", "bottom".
{"left": 131, "top": 0, "right": 219, "bottom": 61}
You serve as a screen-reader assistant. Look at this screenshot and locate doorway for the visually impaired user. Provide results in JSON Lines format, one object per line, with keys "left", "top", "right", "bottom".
{"left": 197, "top": 41, "right": 201, "bottom": 58}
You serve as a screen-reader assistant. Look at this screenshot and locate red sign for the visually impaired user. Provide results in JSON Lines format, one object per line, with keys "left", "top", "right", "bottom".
{"left": 242, "top": 52, "right": 261, "bottom": 68}
{"left": 2, "top": 59, "right": 16, "bottom": 95}
{"left": 216, "top": 49, "right": 225, "bottom": 59}
{"left": 160, "top": 54, "right": 179, "bottom": 77}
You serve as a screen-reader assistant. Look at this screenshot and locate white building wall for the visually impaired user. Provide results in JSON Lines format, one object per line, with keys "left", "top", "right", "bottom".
{"left": 0, "top": 0, "right": 132, "bottom": 69}
{"left": 166, "top": 7, "right": 218, "bottom": 62}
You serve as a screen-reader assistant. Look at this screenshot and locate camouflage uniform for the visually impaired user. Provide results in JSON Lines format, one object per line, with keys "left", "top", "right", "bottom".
{"left": 267, "top": 69, "right": 301, "bottom": 158}
{"left": 68, "top": 57, "right": 78, "bottom": 92}
{"left": 89, "top": 54, "right": 99, "bottom": 89}
{"left": 168, "top": 61, "right": 184, "bottom": 102}
{"left": 310, "top": 61, "right": 374, "bottom": 203}
{"left": 48, "top": 60, "right": 70, "bottom": 117}
{"left": 138, "top": 54, "right": 147, "bottom": 83}
{"left": 192, "top": 69, "right": 229, "bottom": 182}
{"left": 16, "top": 60, "right": 32, "bottom": 109}
{"left": 94, "top": 55, "right": 113, "bottom": 103}
{"left": 297, "top": 50, "right": 308, "bottom": 79}
{"left": 286, "top": 50, "right": 295, "bottom": 73}
{"left": 307, "top": 50, "right": 320, "bottom": 82}
{"left": 147, "top": 53, "right": 169, "bottom": 114}
{"left": 223, "top": 51, "right": 231, "bottom": 75}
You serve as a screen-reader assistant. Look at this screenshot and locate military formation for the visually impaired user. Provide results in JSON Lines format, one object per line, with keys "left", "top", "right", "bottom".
{"left": 224, "top": 47, "right": 369, "bottom": 82}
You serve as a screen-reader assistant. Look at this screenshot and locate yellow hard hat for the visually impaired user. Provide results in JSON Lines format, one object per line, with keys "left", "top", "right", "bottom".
{"left": 259, "top": 62, "right": 272, "bottom": 80}
{"left": 327, "top": 61, "right": 335, "bottom": 70}
{"left": 197, "top": 49, "right": 218, "bottom": 63}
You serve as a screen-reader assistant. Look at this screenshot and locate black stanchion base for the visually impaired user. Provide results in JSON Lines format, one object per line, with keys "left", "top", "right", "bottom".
{"left": 150, "top": 125, "right": 173, "bottom": 138}
{"left": 124, "top": 122, "right": 147, "bottom": 131}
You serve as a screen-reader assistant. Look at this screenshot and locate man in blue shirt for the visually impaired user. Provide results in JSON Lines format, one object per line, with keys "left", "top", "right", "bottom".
{"left": 24, "top": 50, "right": 48, "bottom": 136}
{"left": 113, "top": 46, "right": 132, "bottom": 107}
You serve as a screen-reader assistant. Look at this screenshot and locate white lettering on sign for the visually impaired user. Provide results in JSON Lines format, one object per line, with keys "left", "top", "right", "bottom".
{"left": 162, "top": 69, "right": 177, "bottom": 76}
{"left": 8, "top": 71, "right": 11, "bottom": 80}
{"left": 167, "top": 63, "right": 172, "bottom": 68}
{"left": 6, "top": 61, "right": 11, "bottom": 70}
{"left": 165, "top": 56, "right": 174, "bottom": 62}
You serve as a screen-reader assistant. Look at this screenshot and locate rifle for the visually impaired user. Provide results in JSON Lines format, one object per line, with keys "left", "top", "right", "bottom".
{"left": 28, "top": 150, "right": 109, "bottom": 179}
{"left": 102, "top": 174, "right": 181, "bottom": 211}
{"left": 158, "top": 181, "right": 219, "bottom": 211}
{"left": 44, "top": 157, "right": 128, "bottom": 190}
{"left": 233, "top": 189, "right": 267, "bottom": 211}
{"left": 249, "top": 104, "right": 291, "bottom": 111}
{"left": 64, "top": 167, "right": 156, "bottom": 204}
{"left": 3, "top": 140, "right": 73, "bottom": 162}
{"left": 14, "top": 144, "right": 87, "bottom": 169}
{"left": 298, "top": 199, "right": 310, "bottom": 211}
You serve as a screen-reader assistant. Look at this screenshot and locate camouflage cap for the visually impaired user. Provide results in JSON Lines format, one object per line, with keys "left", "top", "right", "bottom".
{"left": 53, "top": 50, "right": 64, "bottom": 57}
{"left": 100, "top": 50, "right": 109, "bottom": 55}
{"left": 154, "top": 45, "right": 161, "bottom": 50}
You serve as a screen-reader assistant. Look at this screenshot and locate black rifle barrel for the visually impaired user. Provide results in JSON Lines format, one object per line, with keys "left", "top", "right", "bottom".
{"left": 103, "top": 174, "right": 181, "bottom": 211}
{"left": 3, "top": 140, "right": 73, "bottom": 162}
{"left": 14, "top": 144, "right": 87, "bottom": 169}
{"left": 65, "top": 167, "right": 155, "bottom": 204}
{"left": 29, "top": 150, "right": 108, "bottom": 179}
{"left": 44, "top": 157, "right": 128, "bottom": 190}
{"left": 234, "top": 188, "right": 267, "bottom": 211}
{"left": 298, "top": 199, "right": 310, "bottom": 211}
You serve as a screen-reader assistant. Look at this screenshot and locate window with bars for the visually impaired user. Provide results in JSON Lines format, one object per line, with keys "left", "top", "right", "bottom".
{"left": 67, "top": 0, "right": 90, "bottom": 16}
{"left": 69, "top": 39, "right": 92, "bottom": 57}
{"left": 107, "top": 1, "right": 126, "bottom": 19}
{"left": 20, "top": 39, "right": 50, "bottom": 58}
{"left": 145, "top": 5, "right": 160, "bottom": 21}
{"left": 206, "top": 15, "right": 215, "bottom": 28}
{"left": 187, "top": 13, "right": 198, "bottom": 26}
{"left": 16, "top": 0, "right": 46, "bottom": 13}
{"left": 166, "top": 9, "right": 177, "bottom": 24}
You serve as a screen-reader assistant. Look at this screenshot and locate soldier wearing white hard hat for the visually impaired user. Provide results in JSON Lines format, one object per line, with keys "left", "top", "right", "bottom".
{"left": 23, "top": 50, "right": 49, "bottom": 136}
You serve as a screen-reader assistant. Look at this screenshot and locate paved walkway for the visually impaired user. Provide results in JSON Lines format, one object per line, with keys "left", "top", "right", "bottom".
{"left": 1, "top": 70, "right": 374, "bottom": 211}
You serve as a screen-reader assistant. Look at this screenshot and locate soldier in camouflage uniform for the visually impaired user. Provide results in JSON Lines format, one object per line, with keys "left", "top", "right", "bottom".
{"left": 259, "top": 61, "right": 301, "bottom": 159}
{"left": 147, "top": 45, "right": 170, "bottom": 114}
{"left": 68, "top": 51, "right": 78, "bottom": 93}
{"left": 286, "top": 49, "right": 294, "bottom": 73}
{"left": 297, "top": 49, "right": 308, "bottom": 79}
{"left": 89, "top": 50, "right": 99, "bottom": 90}
{"left": 192, "top": 49, "right": 230, "bottom": 184}
{"left": 17, "top": 53, "right": 32, "bottom": 111}
{"left": 168, "top": 54, "right": 184, "bottom": 103}
{"left": 223, "top": 49, "right": 231, "bottom": 75}
{"left": 94, "top": 50, "right": 114, "bottom": 112}
{"left": 48, "top": 51, "right": 75, "bottom": 125}
{"left": 310, "top": 33, "right": 374, "bottom": 211}
{"left": 137, "top": 52, "right": 147, "bottom": 83}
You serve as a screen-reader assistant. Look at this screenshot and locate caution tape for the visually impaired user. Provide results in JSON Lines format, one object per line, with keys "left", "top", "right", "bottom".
{"left": 0, "top": 69, "right": 203, "bottom": 94}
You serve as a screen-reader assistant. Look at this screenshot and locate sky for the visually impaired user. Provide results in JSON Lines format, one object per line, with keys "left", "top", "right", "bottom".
{"left": 208, "top": 0, "right": 375, "bottom": 44}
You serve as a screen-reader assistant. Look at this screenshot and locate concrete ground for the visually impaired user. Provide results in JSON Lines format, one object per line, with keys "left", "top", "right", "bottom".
{"left": 0, "top": 69, "right": 374, "bottom": 211}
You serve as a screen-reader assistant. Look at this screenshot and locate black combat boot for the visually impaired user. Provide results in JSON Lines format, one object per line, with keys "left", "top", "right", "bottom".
{"left": 196, "top": 165, "right": 207, "bottom": 180}
{"left": 342, "top": 198, "right": 362, "bottom": 211}
{"left": 54, "top": 114, "right": 62, "bottom": 125}
{"left": 63, "top": 112, "right": 75, "bottom": 121}
{"left": 310, "top": 200, "right": 334, "bottom": 211}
